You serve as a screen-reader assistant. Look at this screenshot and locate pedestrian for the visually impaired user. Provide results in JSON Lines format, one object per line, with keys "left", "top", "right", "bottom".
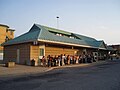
{"left": 50, "top": 56, "right": 53, "bottom": 67}
{"left": 47, "top": 55, "right": 51, "bottom": 67}
{"left": 76, "top": 55, "right": 79, "bottom": 64}
{"left": 83, "top": 54, "right": 86, "bottom": 63}
{"left": 42, "top": 56, "right": 46, "bottom": 66}
{"left": 58, "top": 55, "right": 61, "bottom": 66}
{"left": 53, "top": 55, "right": 57, "bottom": 66}
{"left": 63, "top": 54, "right": 67, "bottom": 65}
{"left": 74, "top": 55, "right": 77, "bottom": 64}
{"left": 87, "top": 54, "right": 92, "bottom": 63}
{"left": 60, "top": 54, "right": 63, "bottom": 66}
{"left": 70, "top": 55, "right": 72, "bottom": 64}
{"left": 62, "top": 54, "right": 65, "bottom": 66}
{"left": 79, "top": 55, "right": 82, "bottom": 63}
{"left": 67, "top": 55, "right": 70, "bottom": 65}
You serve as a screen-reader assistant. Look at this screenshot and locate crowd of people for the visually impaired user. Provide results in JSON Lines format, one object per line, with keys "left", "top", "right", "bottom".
{"left": 39, "top": 54, "right": 97, "bottom": 67}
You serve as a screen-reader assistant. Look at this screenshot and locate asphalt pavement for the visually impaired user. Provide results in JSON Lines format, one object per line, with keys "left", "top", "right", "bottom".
{"left": 0, "top": 60, "right": 120, "bottom": 90}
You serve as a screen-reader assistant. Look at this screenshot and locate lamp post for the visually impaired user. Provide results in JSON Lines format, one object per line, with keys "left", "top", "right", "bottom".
{"left": 56, "top": 16, "right": 59, "bottom": 29}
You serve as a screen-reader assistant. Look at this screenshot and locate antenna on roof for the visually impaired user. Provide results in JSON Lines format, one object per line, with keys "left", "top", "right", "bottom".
{"left": 56, "top": 16, "right": 59, "bottom": 29}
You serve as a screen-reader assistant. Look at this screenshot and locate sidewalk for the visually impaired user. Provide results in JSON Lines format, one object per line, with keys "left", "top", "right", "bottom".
{"left": 0, "top": 64, "right": 51, "bottom": 78}
{"left": 0, "top": 61, "right": 107, "bottom": 78}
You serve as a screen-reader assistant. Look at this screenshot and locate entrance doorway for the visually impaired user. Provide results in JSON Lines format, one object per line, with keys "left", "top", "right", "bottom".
{"left": 17, "top": 49, "right": 20, "bottom": 63}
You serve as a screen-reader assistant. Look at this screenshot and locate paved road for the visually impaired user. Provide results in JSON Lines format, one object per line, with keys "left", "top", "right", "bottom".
{"left": 0, "top": 60, "right": 120, "bottom": 90}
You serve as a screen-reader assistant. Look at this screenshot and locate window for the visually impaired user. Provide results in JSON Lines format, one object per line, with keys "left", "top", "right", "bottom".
{"left": 69, "top": 36, "right": 74, "bottom": 39}
{"left": 40, "top": 48, "right": 44, "bottom": 56}
{"left": 6, "top": 29, "right": 8, "bottom": 32}
{"left": 10, "top": 31, "right": 13, "bottom": 35}
{"left": 5, "top": 36, "right": 9, "bottom": 42}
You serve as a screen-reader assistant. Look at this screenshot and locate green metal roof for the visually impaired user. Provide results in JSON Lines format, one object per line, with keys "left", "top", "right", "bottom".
{"left": 107, "top": 46, "right": 115, "bottom": 51}
{"left": 2, "top": 24, "right": 107, "bottom": 49}
{"left": 73, "top": 33, "right": 96, "bottom": 41}
{"left": 85, "top": 40, "right": 107, "bottom": 49}
{"left": 2, "top": 26, "right": 40, "bottom": 45}
{"left": 37, "top": 24, "right": 71, "bottom": 36}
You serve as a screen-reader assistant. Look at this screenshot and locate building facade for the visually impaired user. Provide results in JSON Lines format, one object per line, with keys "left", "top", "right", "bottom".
{"left": 108, "top": 45, "right": 120, "bottom": 57}
{"left": 0, "top": 24, "right": 15, "bottom": 60}
{"left": 3, "top": 24, "right": 107, "bottom": 66}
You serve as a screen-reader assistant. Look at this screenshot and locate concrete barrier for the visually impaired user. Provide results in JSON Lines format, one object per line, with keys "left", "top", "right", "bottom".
{"left": 6, "top": 62, "right": 15, "bottom": 68}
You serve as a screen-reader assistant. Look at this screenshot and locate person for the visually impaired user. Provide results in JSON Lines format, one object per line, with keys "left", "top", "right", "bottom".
{"left": 79, "top": 55, "right": 82, "bottom": 63}
{"left": 50, "top": 56, "right": 53, "bottom": 67}
{"left": 70, "top": 55, "right": 73, "bottom": 64}
{"left": 61, "top": 54, "right": 64, "bottom": 66}
{"left": 76, "top": 55, "right": 79, "bottom": 64}
{"left": 63, "top": 54, "right": 67, "bottom": 65}
{"left": 60, "top": 54, "right": 63, "bottom": 66}
{"left": 87, "top": 54, "right": 92, "bottom": 63}
{"left": 86, "top": 54, "right": 89, "bottom": 63}
{"left": 62, "top": 54, "right": 66, "bottom": 65}
{"left": 83, "top": 54, "right": 86, "bottom": 63}
{"left": 55, "top": 56, "right": 59, "bottom": 66}
{"left": 91, "top": 53, "right": 94, "bottom": 62}
{"left": 42, "top": 56, "right": 46, "bottom": 66}
{"left": 47, "top": 55, "right": 51, "bottom": 67}
{"left": 53, "top": 55, "right": 57, "bottom": 66}
{"left": 66, "top": 55, "right": 70, "bottom": 65}
{"left": 104, "top": 54, "right": 107, "bottom": 60}
{"left": 74, "top": 55, "right": 77, "bottom": 64}
{"left": 94, "top": 53, "right": 97, "bottom": 62}
{"left": 111, "top": 56, "right": 113, "bottom": 60}
{"left": 58, "top": 55, "right": 61, "bottom": 66}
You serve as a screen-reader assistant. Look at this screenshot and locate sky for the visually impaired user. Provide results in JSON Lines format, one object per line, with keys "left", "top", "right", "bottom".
{"left": 0, "top": 0, "right": 120, "bottom": 45}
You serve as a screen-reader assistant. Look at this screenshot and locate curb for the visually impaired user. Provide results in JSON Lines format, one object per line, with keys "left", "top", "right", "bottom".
{"left": 45, "top": 61, "right": 107, "bottom": 72}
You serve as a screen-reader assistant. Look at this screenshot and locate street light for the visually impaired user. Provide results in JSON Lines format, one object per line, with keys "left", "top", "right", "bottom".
{"left": 56, "top": 16, "right": 59, "bottom": 29}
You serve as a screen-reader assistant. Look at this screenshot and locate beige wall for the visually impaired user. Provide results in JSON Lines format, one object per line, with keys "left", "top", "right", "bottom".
{"left": 30, "top": 45, "right": 39, "bottom": 66}
{"left": 29, "top": 45, "right": 86, "bottom": 65}
{"left": 4, "top": 42, "right": 106, "bottom": 66}
{"left": 4, "top": 43, "right": 30, "bottom": 64}
{"left": 45, "top": 46, "right": 80, "bottom": 57}
{"left": 4, "top": 44, "right": 41, "bottom": 65}
{"left": 4, "top": 44, "right": 40, "bottom": 66}
{"left": 0, "top": 26, "right": 6, "bottom": 51}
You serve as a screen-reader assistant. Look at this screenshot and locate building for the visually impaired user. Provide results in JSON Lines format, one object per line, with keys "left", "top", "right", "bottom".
{"left": 0, "top": 24, "right": 15, "bottom": 60}
{"left": 3, "top": 24, "right": 107, "bottom": 66}
{"left": 108, "top": 45, "right": 120, "bottom": 58}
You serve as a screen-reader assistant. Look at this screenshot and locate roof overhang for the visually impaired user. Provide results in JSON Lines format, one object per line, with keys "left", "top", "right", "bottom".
{"left": 7, "top": 28, "right": 15, "bottom": 31}
{"left": 3, "top": 39, "right": 106, "bottom": 50}
{"left": 2, "top": 39, "right": 34, "bottom": 46}
{"left": 98, "top": 48, "right": 107, "bottom": 50}
{"left": 38, "top": 39, "right": 106, "bottom": 50}
{"left": 0, "top": 24, "right": 9, "bottom": 28}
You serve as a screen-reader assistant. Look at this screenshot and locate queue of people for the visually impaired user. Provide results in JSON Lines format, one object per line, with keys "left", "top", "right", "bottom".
{"left": 39, "top": 54, "right": 96, "bottom": 67}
